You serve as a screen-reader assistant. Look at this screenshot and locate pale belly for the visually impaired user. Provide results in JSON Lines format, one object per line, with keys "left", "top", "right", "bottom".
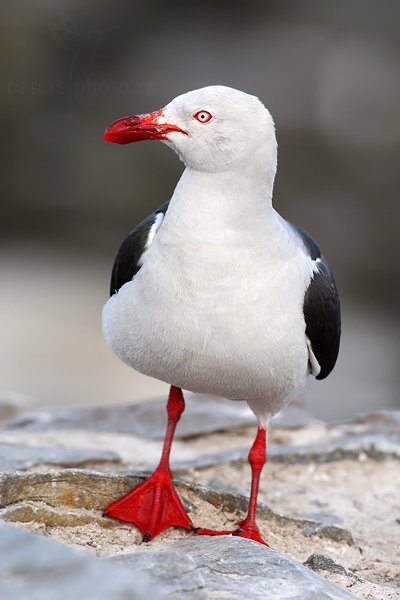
{"left": 102, "top": 241, "right": 311, "bottom": 411}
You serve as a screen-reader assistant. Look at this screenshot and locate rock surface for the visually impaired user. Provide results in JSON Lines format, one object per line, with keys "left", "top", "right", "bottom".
{"left": 0, "top": 394, "right": 313, "bottom": 439}
{"left": 0, "top": 443, "right": 120, "bottom": 471}
{"left": 0, "top": 469, "right": 355, "bottom": 547}
{"left": 0, "top": 395, "right": 256, "bottom": 439}
{"left": 0, "top": 399, "right": 399, "bottom": 599}
{"left": 115, "top": 537, "right": 358, "bottom": 600}
{"left": 0, "top": 520, "right": 357, "bottom": 600}
{"left": 0, "top": 521, "right": 157, "bottom": 600}
{"left": 304, "top": 552, "right": 361, "bottom": 582}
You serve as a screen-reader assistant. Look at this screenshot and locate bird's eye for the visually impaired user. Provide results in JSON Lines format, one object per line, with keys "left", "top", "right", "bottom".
{"left": 193, "top": 110, "right": 213, "bottom": 123}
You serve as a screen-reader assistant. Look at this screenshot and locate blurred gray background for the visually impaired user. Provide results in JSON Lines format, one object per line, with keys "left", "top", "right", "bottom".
{"left": 1, "top": 0, "right": 399, "bottom": 421}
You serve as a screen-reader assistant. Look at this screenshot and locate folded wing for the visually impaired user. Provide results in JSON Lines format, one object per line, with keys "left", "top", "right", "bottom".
{"left": 110, "top": 201, "right": 170, "bottom": 296}
{"left": 291, "top": 224, "right": 341, "bottom": 380}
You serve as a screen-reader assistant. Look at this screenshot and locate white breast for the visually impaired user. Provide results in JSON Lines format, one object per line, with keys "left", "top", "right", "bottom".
{"left": 102, "top": 174, "right": 314, "bottom": 416}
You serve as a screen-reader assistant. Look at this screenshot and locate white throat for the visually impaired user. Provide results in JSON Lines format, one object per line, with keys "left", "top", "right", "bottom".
{"left": 164, "top": 138, "right": 278, "bottom": 239}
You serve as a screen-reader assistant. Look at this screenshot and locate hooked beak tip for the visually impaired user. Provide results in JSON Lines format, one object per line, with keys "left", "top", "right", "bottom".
{"left": 103, "top": 131, "right": 112, "bottom": 142}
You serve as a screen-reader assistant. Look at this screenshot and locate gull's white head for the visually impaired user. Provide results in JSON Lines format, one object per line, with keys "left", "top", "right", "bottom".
{"left": 104, "top": 85, "right": 277, "bottom": 174}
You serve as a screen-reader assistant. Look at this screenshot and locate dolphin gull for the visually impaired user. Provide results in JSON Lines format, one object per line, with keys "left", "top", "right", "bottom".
{"left": 101, "top": 85, "right": 341, "bottom": 545}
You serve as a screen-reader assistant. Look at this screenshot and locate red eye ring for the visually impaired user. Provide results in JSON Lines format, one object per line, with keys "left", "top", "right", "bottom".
{"left": 193, "top": 110, "right": 213, "bottom": 123}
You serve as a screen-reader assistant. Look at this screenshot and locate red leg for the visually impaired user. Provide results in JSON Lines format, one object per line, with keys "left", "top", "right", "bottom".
{"left": 196, "top": 426, "right": 269, "bottom": 546}
{"left": 104, "top": 386, "right": 193, "bottom": 541}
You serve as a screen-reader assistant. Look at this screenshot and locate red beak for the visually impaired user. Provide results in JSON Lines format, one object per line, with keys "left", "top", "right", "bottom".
{"left": 103, "top": 109, "right": 187, "bottom": 144}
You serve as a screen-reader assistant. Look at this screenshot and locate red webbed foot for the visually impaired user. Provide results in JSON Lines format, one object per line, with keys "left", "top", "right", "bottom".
{"left": 233, "top": 516, "right": 270, "bottom": 546}
{"left": 196, "top": 426, "right": 269, "bottom": 547}
{"left": 105, "top": 467, "right": 193, "bottom": 541}
{"left": 105, "top": 386, "right": 193, "bottom": 542}
{"left": 195, "top": 519, "right": 269, "bottom": 547}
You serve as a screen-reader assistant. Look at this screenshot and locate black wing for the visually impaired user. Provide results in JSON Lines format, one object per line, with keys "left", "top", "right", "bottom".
{"left": 110, "top": 201, "right": 170, "bottom": 296}
{"left": 291, "top": 224, "right": 341, "bottom": 380}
